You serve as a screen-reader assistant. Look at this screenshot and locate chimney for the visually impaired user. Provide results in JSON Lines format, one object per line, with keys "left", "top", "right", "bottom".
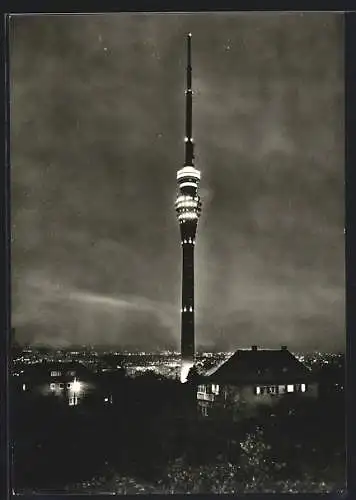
{"left": 251, "top": 345, "right": 258, "bottom": 351}
{"left": 281, "top": 345, "right": 287, "bottom": 351}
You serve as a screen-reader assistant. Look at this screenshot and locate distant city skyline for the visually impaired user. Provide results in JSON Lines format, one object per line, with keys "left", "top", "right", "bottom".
{"left": 10, "top": 13, "right": 344, "bottom": 352}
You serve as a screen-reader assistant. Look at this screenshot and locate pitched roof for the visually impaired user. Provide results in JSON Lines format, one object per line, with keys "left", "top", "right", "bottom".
{"left": 21, "top": 361, "right": 93, "bottom": 382}
{"left": 204, "top": 348, "right": 312, "bottom": 385}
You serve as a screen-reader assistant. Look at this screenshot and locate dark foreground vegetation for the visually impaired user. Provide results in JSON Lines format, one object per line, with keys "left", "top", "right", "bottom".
{"left": 12, "top": 370, "right": 345, "bottom": 494}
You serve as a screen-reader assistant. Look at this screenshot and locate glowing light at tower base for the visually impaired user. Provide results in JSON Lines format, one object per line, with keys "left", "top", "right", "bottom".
{"left": 180, "top": 360, "right": 194, "bottom": 383}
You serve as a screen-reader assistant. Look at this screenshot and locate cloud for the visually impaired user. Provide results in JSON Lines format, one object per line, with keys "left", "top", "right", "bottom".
{"left": 12, "top": 271, "right": 179, "bottom": 348}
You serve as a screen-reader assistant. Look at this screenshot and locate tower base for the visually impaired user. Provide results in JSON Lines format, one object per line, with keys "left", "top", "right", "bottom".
{"left": 180, "top": 359, "right": 194, "bottom": 383}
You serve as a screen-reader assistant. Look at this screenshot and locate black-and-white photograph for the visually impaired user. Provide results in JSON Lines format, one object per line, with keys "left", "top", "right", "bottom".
{"left": 10, "top": 12, "right": 345, "bottom": 494}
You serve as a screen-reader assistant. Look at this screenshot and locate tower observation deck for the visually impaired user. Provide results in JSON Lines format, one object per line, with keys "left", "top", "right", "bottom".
{"left": 175, "top": 33, "right": 202, "bottom": 383}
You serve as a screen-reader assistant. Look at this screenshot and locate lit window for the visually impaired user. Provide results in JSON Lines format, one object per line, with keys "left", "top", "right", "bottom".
{"left": 287, "top": 384, "right": 294, "bottom": 393}
{"left": 50, "top": 383, "right": 56, "bottom": 390}
{"left": 301, "top": 383, "right": 306, "bottom": 392}
{"left": 71, "top": 379, "right": 82, "bottom": 394}
{"left": 22, "top": 383, "right": 26, "bottom": 391}
{"left": 51, "top": 371, "right": 61, "bottom": 377}
{"left": 255, "top": 386, "right": 261, "bottom": 395}
{"left": 211, "top": 384, "right": 219, "bottom": 395}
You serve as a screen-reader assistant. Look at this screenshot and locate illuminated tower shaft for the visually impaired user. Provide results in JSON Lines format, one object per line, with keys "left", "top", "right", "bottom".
{"left": 175, "top": 34, "right": 202, "bottom": 383}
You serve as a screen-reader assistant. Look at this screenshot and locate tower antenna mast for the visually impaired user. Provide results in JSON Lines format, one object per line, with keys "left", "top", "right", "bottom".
{"left": 185, "top": 33, "right": 194, "bottom": 167}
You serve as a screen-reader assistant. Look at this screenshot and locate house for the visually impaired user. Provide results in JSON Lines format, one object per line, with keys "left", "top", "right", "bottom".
{"left": 18, "top": 361, "right": 96, "bottom": 406}
{"left": 197, "top": 346, "right": 318, "bottom": 418}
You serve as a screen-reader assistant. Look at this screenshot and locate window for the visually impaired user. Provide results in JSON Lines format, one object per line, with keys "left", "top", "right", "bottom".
{"left": 301, "top": 383, "right": 306, "bottom": 392}
{"left": 68, "top": 371, "right": 76, "bottom": 376}
{"left": 287, "top": 384, "right": 294, "bottom": 393}
{"left": 67, "top": 383, "right": 72, "bottom": 389}
{"left": 69, "top": 396, "right": 78, "bottom": 406}
{"left": 211, "top": 384, "right": 220, "bottom": 395}
{"left": 256, "top": 385, "right": 279, "bottom": 396}
{"left": 50, "top": 371, "right": 61, "bottom": 377}
{"left": 59, "top": 383, "right": 64, "bottom": 389}
{"left": 50, "top": 383, "right": 56, "bottom": 390}
{"left": 198, "top": 385, "right": 206, "bottom": 393}
{"left": 22, "top": 384, "right": 26, "bottom": 391}
{"left": 202, "top": 406, "right": 208, "bottom": 417}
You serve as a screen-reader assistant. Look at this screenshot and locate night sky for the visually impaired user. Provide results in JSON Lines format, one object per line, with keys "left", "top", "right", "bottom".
{"left": 10, "top": 12, "right": 344, "bottom": 352}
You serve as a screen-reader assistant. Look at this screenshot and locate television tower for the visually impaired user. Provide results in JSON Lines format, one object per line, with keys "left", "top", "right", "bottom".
{"left": 175, "top": 33, "right": 202, "bottom": 383}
